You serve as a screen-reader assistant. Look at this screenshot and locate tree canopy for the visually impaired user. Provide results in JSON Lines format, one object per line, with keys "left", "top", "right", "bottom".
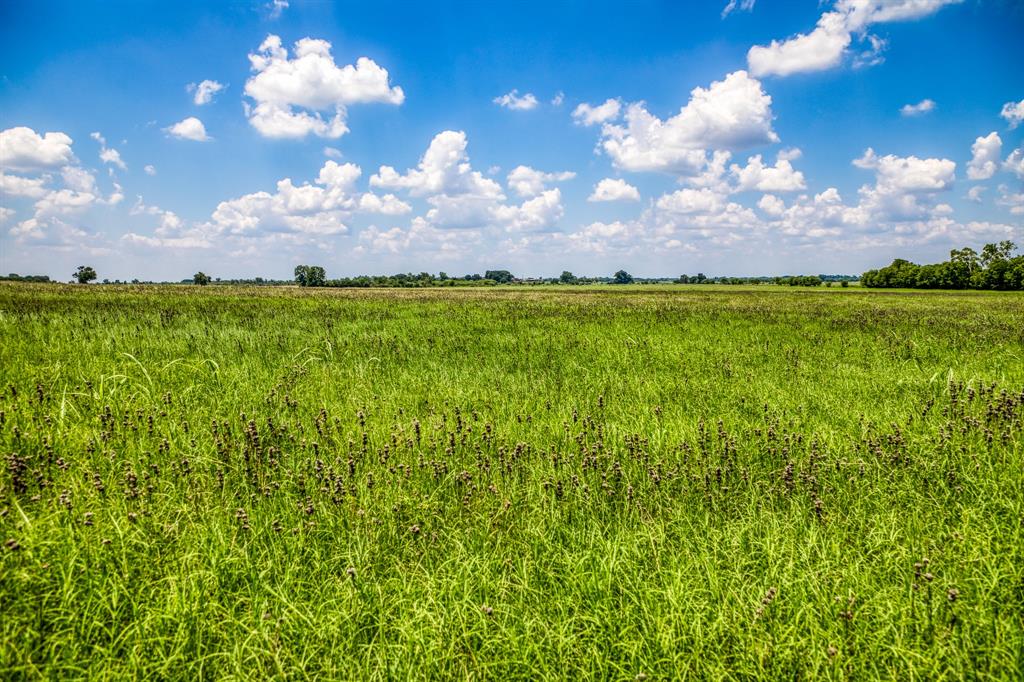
{"left": 862, "top": 241, "right": 1024, "bottom": 290}
{"left": 73, "top": 266, "right": 97, "bottom": 284}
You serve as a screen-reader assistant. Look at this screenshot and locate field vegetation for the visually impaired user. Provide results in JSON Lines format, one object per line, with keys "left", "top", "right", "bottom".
{"left": 1, "top": 283, "right": 1023, "bottom": 678}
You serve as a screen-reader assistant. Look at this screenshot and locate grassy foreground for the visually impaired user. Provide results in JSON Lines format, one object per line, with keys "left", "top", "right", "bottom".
{"left": 1, "top": 283, "right": 1023, "bottom": 679}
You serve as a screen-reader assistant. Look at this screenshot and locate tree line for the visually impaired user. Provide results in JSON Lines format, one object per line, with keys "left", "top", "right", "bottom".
{"left": 861, "top": 241, "right": 1024, "bottom": 290}
{"left": 2, "top": 267, "right": 854, "bottom": 288}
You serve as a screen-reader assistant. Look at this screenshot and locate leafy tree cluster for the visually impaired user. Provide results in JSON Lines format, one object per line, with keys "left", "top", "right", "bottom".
{"left": 73, "top": 266, "right": 97, "bottom": 284}
{"left": 293, "top": 265, "right": 327, "bottom": 287}
{"left": 484, "top": 270, "right": 514, "bottom": 284}
{"left": 862, "top": 241, "right": 1024, "bottom": 290}
{"left": 1, "top": 273, "right": 52, "bottom": 283}
{"left": 294, "top": 268, "right": 522, "bottom": 288}
{"left": 777, "top": 275, "right": 824, "bottom": 287}
{"left": 675, "top": 274, "right": 827, "bottom": 286}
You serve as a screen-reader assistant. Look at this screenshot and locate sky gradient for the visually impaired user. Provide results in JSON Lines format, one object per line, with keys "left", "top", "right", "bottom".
{"left": 1, "top": 0, "right": 1023, "bottom": 280}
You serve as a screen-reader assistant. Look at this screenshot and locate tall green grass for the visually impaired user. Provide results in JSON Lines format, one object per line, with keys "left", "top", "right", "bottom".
{"left": 1, "top": 283, "right": 1023, "bottom": 678}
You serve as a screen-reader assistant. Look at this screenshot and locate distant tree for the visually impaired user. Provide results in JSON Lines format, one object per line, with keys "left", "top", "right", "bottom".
{"left": 294, "top": 265, "right": 327, "bottom": 287}
{"left": 73, "top": 266, "right": 97, "bottom": 284}
{"left": 193, "top": 271, "right": 211, "bottom": 286}
{"left": 981, "top": 240, "right": 1016, "bottom": 268}
{"left": 950, "top": 247, "right": 979, "bottom": 275}
{"left": 612, "top": 270, "right": 634, "bottom": 284}
{"left": 560, "top": 270, "right": 577, "bottom": 284}
{"left": 485, "top": 270, "right": 514, "bottom": 283}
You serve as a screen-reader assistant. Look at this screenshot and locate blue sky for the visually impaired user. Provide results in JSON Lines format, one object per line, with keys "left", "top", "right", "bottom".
{"left": 1, "top": 0, "right": 1022, "bottom": 280}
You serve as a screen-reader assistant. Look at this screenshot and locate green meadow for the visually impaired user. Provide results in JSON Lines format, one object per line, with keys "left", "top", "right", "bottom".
{"left": 1, "top": 283, "right": 1022, "bottom": 679}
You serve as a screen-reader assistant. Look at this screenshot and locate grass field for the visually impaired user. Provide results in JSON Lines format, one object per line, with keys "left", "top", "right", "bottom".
{"left": 1, "top": 282, "right": 1023, "bottom": 679}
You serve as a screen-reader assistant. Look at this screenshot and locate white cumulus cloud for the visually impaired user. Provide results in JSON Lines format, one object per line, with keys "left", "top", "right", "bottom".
{"left": 1004, "top": 148, "right": 1024, "bottom": 180}
{"left": 588, "top": 178, "right": 640, "bottom": 202}
{"left": 967, "top": 131, "right": 1002, "bottom": 180}
{"left": 506, "top": 166, "right": 575, "bottom": 198}
{"left": 90, "top": 132, "right": 127, "bottom": 170}
{"left": 205, "top": 160, "right": 409, "bottom": 240}
{"left": 188, "top": 80, "right": 225, "bottom": 105}
{"left": 597, "top": 71, "right": 777, "bottom": 173}
{"left": 371, "top": 130, "right": 503, "bottom": 199}
{"left": 0, "top": 172, "right": 50, "bottom": 198}
{"left": 1002, "top": 100, "right": 1024, "bottom": 129}
{"left": 493, "top": 90, "right": 539, "bottom": 111}
{"left": 165, "top": 117, "right": 210, "bottom": 141}
{"left": 900, "top": 99, "right": 935, "bottom": 117}
{"left": 373, "top": 130, "right": 565, "bottom": 233}
{"left": 748, "top": 1, "right": 960, "bottom": 78}
{"left": 0, "top": 127, "right": 75, "bottom": 172}
{"left": 730, "top": 153, "right": 806, "bottom": 192}
{"left": 244, "top": 35, "right": 404, "bottom": 139}
{"left": 572, "top": 99, "right": 621, "bottom": 126}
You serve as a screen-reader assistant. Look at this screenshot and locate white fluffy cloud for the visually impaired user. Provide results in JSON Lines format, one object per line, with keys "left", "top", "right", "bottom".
{"left": 492, "top": 189, "right": 564, "bottom": 232}
{"left": 371, "top": 130, "right": 503, "bottom": 199}
{"left": 588, "top": 178, "right": 640, "bottom": 202}
{"left": 166, "top": 117, "right": 210, "bottom": 141}
{"left": 373, "top": 130, "right": 565, "bottom": 233}
{"left": 9, "top": 171, "right": 120, "bottom": 242}
{"left": 900, "top": 99, "right": 935, "bottom": 117}
{"left": 1000, "top": 99, "right": 1024, "bottom": 129}
{"left": 598, "top": 70, "right": 777, "bottom": 173}
{"left": 748, "top": 0, "right": 960, "bottom": 78}
{"left": 90, "top": 132, "right": 127, "bottom": 170}
{"left": 506, "top": 166, "right": 575, "bottom": 197}
{"left": 656, "top": 188, "right": 726, "bottom": 215}
{"left": 0, "top": 172, "right": 50, "bottom": 198}
{"left": 493, "top": 90, "right": 539, "bottom": 111}
{"left": 730, "top": 153, "right": 806, "bottom": 192}
{"left": 267, "top": 0, "right": 288, "bottom": 20}
{"left": 997, "top": 185, "right": 1024, "bottom": 215}
{"left": 852, "top": 147, "right": 956, "bottom": 222}
{"left": 967, "top": 132, "right": 1001, "bottom": 181}
{"left": 207, "top": 160, "right": 409, "bottom": 238}
{"left": 359, "top": 221, "right": 479, "bottom": 257}
{"left": 1004, "top": 148, "right": 1024, "bottom": 180}
{"left": 572, "top": 99, "right": 621, "bottom": 126}
{"left": 0, "top": 127, "right": 75, "bottom": 172}
{"left": 144, "top": 165, "right": 157, "bottom": 176}
{"left": 188, "top": 80, "right": 225, "bottom": 105}
{"left": 757, "top": 193, "right": 786, "bottom": 216}
{"left": 122, "top": 198, "right": 210, "bottom": 249}
{"left": 748, "top": 10, "right": 852, "bottom": 77}
{"left": 853, "top": 148, "right": 955, "bottom": 192}
{"left": 244, "top": 35, "right": 404, "bottom": 139}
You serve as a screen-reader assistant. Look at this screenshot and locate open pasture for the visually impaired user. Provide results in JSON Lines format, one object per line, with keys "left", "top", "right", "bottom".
{"left": 1, "top": 283, "right": 1023, "bottom": 678}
